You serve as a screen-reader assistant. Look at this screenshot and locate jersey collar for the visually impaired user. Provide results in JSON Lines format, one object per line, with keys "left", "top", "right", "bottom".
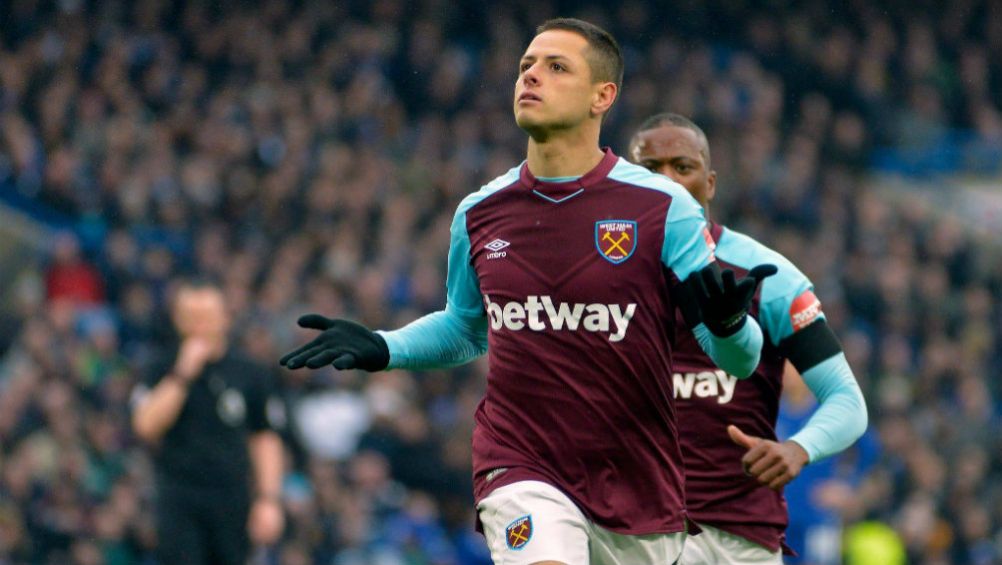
{"left": 519, "top": 147, "right": 619, "bottom": 197}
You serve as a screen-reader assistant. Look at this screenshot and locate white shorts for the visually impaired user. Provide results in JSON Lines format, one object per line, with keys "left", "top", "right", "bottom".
{"left": 477, "top": 480, "right": 685, "bottom": 565}
{"left": 680, "top": 523, "right": 783, "bottom": 564}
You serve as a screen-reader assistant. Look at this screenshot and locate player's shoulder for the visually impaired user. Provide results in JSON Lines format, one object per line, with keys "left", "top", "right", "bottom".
{"left": 607, "top": 159, "right": 705, "bottom": 223}
{"left": 607, "top": 158, "right": 694, "bottom": 202}
{"left": 716, "top": 226, "right": 811, "bottom": 304}
{"left": 455, "top": 163, "right": 523, "bottom": 216}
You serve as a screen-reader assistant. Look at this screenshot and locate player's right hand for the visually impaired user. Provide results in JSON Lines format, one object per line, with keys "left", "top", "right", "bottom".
{"left": 173, "top": 337, "right": 215, "bottom": 381}
{"left": 279, "top": 314, "right": 389, "bottom": 372}
{"left": 728, "top": 424, "right": 809, "bottom": 490}
{"left": 689, "top": 263, "right": 777, "bottom": 336}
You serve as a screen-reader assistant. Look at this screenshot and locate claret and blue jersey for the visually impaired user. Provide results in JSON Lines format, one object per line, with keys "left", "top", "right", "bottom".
{"left": 457, "top": 149, "right": 714, "bottom": 534}
{"left": 672, "top": 221, "right": 867, "bottom": 553}
{"left": 380, "top": 148, "right": 765, "bottom": 535}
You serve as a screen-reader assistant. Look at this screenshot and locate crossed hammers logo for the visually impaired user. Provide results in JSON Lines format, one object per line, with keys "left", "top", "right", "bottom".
{"left": 509, "top": 523, "right": 530, "bottom": 546}
{"left": 602, "top": 230, "right": 631, "bottom": 256}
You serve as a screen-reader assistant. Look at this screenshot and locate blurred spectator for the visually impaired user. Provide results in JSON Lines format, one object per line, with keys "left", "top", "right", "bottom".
{"left": 44, "top": 232, "right": 105, "bottom": 306}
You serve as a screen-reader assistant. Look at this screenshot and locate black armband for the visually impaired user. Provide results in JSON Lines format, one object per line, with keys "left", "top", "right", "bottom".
{"left": 777, "top": 319, "right": 843, "bottom": 372}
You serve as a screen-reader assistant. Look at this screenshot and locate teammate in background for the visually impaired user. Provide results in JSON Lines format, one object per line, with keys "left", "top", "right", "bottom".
{"left": 131, "top": 279, "right": 285, "bottom": 565}
{"left": 629, "top": 113, "right": 868, "bottom": 564}
{"left": 282, "top": 19, "right": 775, "bottom": 565}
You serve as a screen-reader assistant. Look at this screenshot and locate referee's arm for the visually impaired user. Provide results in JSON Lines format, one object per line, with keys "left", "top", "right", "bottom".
{"left": 132, "top": 338, "right": 213, "bottom": 443}
{"left": 131, "top": 375, "right": 190, "bottom": 443}
{"left": 247, "top": 376, "right": 286, "bottom": 545}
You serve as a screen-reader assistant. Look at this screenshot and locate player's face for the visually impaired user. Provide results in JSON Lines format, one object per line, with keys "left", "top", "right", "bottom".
{"left": 172, "top": 287, "right": 231, "bottom": 340}
{"left": 631, "top": 125, "right": 717, "bottom": 208}
{"left": 514, "top": 30, "right": 602, "bottom": 135}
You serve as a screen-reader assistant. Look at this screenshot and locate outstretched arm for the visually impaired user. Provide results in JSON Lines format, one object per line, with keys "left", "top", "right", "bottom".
{"left": 378, "top": 307, "right": 488, "bottom": 370}
{"left": 281, "top": 191, "right": 489, "bottom": 373}
{"left": 278, "top": 307, "right": 487, "bottom": 371}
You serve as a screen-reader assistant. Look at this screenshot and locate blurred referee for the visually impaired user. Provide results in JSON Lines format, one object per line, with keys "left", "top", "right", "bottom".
{"left": 131, "top": 278, "right": 285, "bottom": 565}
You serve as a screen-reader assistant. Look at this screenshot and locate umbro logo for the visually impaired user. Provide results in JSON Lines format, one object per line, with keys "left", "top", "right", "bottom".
{"left": 485, "top": 239, "right": 510, "bottom": 252}
{"left": 485, "top": 239, "right": 510, "bottom": 260}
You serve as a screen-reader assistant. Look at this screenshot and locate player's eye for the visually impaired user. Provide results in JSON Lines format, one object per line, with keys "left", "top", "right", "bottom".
{"left": 520, "top": 62, "right": 532, "bottom": 73}
{"left": 676, "top": 165, "right": 692, "bottom": 173}
{"left": 550, "top": 62, "right": 564, "bottom": 72}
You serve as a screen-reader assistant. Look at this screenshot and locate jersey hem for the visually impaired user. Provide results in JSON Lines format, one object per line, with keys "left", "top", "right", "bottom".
{"left": 473, "top": 466, "right": 689, "bottom": 537}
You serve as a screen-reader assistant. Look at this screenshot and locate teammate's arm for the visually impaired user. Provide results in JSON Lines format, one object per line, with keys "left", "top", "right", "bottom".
{"left": 729, "top": 279, "right": 867, "bottom": 489}
{"left": 781, "top": 321, "right": 867, "bottom": 462}
{"left": 280, "top": 201, "right": 487, "bottom": 372}
{"left": 663, "top": 197, "right": 769, "bottom": 379}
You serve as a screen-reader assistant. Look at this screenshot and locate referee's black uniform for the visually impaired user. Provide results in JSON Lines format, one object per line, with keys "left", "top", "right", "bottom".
{"left": 134, "top": 347, "right": 282, "bottom": 565}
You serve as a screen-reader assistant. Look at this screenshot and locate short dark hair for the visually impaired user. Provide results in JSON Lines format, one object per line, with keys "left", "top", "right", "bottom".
{"left": 632, "top": 112, "right": 712, "bottom": 166}
{"left": 536, "top": 18, "right": 624, "bottom": 92}
{"left": 170, "top": 275, "right": 224, "bottom": 307}
{"left": 176, "top": 275, "right": 223, "bottom": 293}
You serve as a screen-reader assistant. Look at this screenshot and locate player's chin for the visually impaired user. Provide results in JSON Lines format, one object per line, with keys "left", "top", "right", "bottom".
{"left": 515, "top": 112, "right": 547, "bottom": 135}
{"left": 514, "top": 107, "right": 543, "bottom": 128}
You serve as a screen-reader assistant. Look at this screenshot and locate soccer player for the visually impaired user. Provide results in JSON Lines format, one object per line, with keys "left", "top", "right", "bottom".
{"left": 282, "top": 20, "right": 776, "bottom": 565}
{"left": 629, "top": 113, "right": 868, "bottom": 564}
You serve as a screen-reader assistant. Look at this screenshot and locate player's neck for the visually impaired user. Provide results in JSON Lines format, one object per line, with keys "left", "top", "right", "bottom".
{"left": 525, "top": 128, "right": 605, "bottom": 179}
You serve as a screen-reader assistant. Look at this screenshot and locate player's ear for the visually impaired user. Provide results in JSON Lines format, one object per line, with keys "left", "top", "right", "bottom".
{"left": 706, "top": 169, "right": 717, "bottom": 202}
{"left": 591, "top": 81, "right": 617, "bottom": 118}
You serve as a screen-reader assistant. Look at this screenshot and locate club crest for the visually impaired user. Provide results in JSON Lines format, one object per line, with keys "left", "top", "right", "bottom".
{"left": 505, "top": 514, "right": 533, "bottom": 550}
{"left": 596, "top": 220, "right": 637, "bottom": 264}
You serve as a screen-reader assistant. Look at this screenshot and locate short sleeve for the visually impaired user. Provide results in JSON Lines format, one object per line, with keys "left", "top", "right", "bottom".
{"left": 753, "top": 258, "right": 825, "bottom": 347}
{"left": 129, "top": 348, "right": 176, "bottom": 412}
{"left": 709, "top": 227, "right": 827, "bottom": 347}
{"left": 246, "top": 363, "right": 285, "bottom": 433}
{"left": 760, "top": 284, "right": 826, "bottom": 347}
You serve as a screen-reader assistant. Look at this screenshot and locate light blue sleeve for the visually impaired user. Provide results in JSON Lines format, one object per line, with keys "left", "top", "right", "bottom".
{"left": 715, "top": 228, "right": 825, "bottom": 347}
{"left": 788, "top": 353, "right": 868, "bottom": 462}
{"left": 691, "top": 321, "right": 763, "bottom": 379}
{"left": 377, "top": 307, "right": 488, "bottom": 370}
{"left": 660, "top": 191, "right": 714, "bottom": 281}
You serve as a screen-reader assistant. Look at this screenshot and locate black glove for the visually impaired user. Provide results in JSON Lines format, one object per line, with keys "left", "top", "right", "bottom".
{"left": 688, "top": 263, "right": 777, "bottom": 337}
{"left": 279, "top": 315, "right": 389, "bottom": 371}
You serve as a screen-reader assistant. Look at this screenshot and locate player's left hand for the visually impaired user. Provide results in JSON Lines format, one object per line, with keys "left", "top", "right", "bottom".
{"left": 248, "top": 497, "right": 285, "bottom": 546}
{"left": 728, "top": 424, "right": 809, "bottom": 490}
{"left": 690, "top": 264, "right": 777, "bottom": 337}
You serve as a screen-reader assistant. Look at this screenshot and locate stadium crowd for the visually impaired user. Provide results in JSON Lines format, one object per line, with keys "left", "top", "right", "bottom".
{"left": 0, "top": 1, "right": 1000, "bottom": 564}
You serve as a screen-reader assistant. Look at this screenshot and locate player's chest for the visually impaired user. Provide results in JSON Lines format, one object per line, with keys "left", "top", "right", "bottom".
{"left": 467, "top": 195, "right": 667, "bottom": 298}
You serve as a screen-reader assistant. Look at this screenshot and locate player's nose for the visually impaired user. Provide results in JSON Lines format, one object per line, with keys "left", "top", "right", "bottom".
{"left": 522, "top": 64, "right": 540, "bottom": 86}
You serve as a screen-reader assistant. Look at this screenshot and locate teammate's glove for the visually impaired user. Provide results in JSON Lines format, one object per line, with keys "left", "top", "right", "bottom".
{"left": 279, "top": 315, "right": 389, "bottom": 371}
{"left": 689, "top": 263, "right": 777, "bottom": 337}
